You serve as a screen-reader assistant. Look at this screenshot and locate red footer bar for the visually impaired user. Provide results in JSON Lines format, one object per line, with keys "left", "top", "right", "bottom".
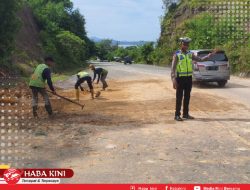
{"left": 0, "top": 184, "right": 249, "bottom": 190}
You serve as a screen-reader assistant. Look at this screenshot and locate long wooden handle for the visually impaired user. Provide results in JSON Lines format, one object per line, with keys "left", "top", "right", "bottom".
{"left": 46, "top": 90, "right": 85, "bottom": 110}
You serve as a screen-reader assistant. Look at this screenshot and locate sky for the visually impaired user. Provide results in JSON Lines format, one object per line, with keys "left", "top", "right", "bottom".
{"left": 71, "top": 0, "right": 164, "bottom": 41}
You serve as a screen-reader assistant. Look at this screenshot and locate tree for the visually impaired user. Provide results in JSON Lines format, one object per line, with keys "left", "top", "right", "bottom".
{"left": 55, "top": 31, "right": 86, "bottom": 69}
{"left": 59, "top": 9, "right": 87, "bottom": 40}
{"left": 162, "top": 0, "right": 179, "bottom": 11}
{"left": 140, "top": 42, "right": 155, "bottom": 64}
{"left": 27, "top": 0, "right": 92, "bottom": 70}
{"left": 96, "top": 40, "right": 115, "bottom": 60}
{"left": 0, "top": 0, "right": 21, "bottom": 67}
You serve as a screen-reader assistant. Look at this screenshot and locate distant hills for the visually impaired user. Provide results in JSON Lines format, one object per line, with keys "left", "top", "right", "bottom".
{"left": 90, "top": 36, "right": 153, "bottom": 47}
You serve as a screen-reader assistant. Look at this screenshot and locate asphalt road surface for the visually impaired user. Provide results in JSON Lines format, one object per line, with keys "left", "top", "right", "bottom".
{"left": 16, "top": 62, "right": 250, "bottom": 183}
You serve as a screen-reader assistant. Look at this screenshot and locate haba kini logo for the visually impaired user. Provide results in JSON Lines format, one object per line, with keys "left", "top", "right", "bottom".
{"left": 3, "top": 169, "right": 22, "bottom": 184}
{"left": 0, "top": 168, "right": 74, "bottom": 184}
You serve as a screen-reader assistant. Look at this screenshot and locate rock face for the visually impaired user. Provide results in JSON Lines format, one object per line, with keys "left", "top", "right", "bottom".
{"left": 159, "top": 1, "right": 207, "bottom": 46}
{"left": 12, "top": 5, "right": 43, "bottom": 75}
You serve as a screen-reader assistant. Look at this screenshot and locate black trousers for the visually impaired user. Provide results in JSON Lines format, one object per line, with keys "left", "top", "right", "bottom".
{"left": 175, "top": 76, "right": 192, "bottom": 117}
{"left": 75, "top": 76, "right": 93, "bottom": 90}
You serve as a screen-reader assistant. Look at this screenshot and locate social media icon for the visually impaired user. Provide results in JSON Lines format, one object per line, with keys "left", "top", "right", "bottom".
{"left": 194, "top": 186, "right": 201, "bottom": 190}
{"left": 130, "top": 186, "right": 136, "bottom": 190}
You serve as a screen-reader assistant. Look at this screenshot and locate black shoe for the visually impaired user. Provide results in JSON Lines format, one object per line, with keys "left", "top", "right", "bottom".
{"left": 33, "top": 112, "right": 38, "bottom": 118}
{"left": 103, "top": 84, "right": 108, "bottom": 90}
{"left": 174, "top": 115, "right": 183, "bottom": 121}
{"left": 32, "top": 106, "right": 38, "bottom": 118}
{"left": 45, "top": 105, "right": 53, "bottom": 116}
{"left": 183, "top": 115, "right": 195, "bottom": 119}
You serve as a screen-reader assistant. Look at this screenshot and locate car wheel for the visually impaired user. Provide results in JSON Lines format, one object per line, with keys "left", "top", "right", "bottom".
{"left": 217, "top": 80, "right": 227, "bottom": 87}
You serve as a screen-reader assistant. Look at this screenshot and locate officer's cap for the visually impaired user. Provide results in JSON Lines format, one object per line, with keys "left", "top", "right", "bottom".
{"left": 179, "top": 37, "right": 192, "bottom": 43}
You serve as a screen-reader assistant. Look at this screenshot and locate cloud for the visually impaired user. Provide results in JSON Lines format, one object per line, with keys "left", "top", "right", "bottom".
{"left": 72, "top": 0, "right": 163, "bottom": 41}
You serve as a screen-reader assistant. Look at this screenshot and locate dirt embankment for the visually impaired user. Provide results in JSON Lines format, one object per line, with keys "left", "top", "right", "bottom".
{"left": 12, "top": 6, "right": 43, "bottom": 75}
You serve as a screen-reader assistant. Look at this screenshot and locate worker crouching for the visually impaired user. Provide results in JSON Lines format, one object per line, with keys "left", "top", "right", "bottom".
{"left": 75, "top": 71, "right": 94, "bottom": 100}
{"left": 89, "top": 64, "right": 108, "bottom": 90}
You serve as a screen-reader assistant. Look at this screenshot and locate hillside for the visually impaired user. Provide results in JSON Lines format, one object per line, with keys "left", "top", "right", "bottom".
{"left": 13, "top": 6, "right": 43, "bottom": 75}
{"left": 157, "top": 0, "right": 250, "bottom": 74}
{"left": 0, "top": 0, "right": 92, "bottom": 76}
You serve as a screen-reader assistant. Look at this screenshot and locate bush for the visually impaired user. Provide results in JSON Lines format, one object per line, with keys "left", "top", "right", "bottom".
{"left": 27, "top": 0, "right": 91, "bottom": 71}
{"left": 55, "top": 31, "right": 86, "bottom": 69}
{"left": 157, "top": 7, "right": 249, "bottom": 73}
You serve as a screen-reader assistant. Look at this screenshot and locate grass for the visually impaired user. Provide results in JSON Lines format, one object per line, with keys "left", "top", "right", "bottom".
{"left": 52, "top": 74, "right": 70, "bottom": 83}
{"left": 52, "top": 64, "right": 91, "bottom": 83}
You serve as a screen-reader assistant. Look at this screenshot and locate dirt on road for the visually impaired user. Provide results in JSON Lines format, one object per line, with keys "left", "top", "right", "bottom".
{"left": 1, "top": 64, "right": 250, "bottom": 183}
{"left": 54, "top": 79, "right": 238, "bottom": 126}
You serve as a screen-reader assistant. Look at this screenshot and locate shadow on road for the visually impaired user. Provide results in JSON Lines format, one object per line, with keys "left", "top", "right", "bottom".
{"left": 196, "top": 117, "right": 250, "bottom": 122}
{"left": 193, "top": 82, "right": 249, "bottom": 89}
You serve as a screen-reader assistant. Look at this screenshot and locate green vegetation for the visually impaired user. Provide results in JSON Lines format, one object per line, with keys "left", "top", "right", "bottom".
{"left": 0, "top": 0, "right": 95, "bottom": 73}
{"left": 157, "top": 0, "right": 250, "bottom": 73}
{"left": 1, "top": 0, "right": 249, "bottom": 75}
{"left": 95, "top": 39, "right": 116, "bottom": 61}
{"left": 0, "top": 0, "right": 22, "bottom": 69}
{"left": 95, "top": 40, "right": 157, "bottom": 64}
{"left": 27, "top": 0, "right": 93, "bottom": 70}
{"left": 52, "top": 73, "right": 69, "bottom": 83}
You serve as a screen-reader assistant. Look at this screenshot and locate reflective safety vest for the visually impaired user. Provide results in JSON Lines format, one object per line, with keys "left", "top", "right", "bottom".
{"left": 29, "top": 64, "right": 49, "bottom": 88}
{"left": 176, "top": 51, "right": 193, "bottom": 77}
{"left": 77, "top": 71, "right": 89, "bottom": 78}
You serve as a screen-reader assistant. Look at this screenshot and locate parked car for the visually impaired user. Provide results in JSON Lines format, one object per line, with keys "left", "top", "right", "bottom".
{"left": 124, "top": 56, "right": 132, "bottom": 65}
{"left": 191, "top": 49, "right": 230, "bottom": 87}
{"left": 114, "top": 57, "right": 122, "bottom": 62}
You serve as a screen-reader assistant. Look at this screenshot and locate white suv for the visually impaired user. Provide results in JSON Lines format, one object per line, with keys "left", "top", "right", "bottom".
{"left": 192, "top": 50, "right": 230, "bottom": 87}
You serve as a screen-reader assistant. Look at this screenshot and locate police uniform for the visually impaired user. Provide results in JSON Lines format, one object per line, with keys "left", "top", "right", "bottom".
{"left": 171, "top": 37, "right": 212, "bottom": 121}
{"left": 175, "top": 50, "right": 193, "bottom": 119}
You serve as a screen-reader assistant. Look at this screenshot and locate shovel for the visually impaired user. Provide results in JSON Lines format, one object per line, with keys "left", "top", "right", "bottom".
{"left": 80, "top": 85, "right": 101, "bottom": 98}
{"left": 46, "top": 90, "right": 85, "bottom": 110}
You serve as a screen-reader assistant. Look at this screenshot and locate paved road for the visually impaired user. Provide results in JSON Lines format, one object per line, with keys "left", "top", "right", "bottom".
{"left": 92, "top": 61, "right": 250, "bottom": 107}
{"left": 51, "top": 62, "right": 250, "bottom": 183}
{"left": 57, "top": 61, "right": 250, "bottom": 108}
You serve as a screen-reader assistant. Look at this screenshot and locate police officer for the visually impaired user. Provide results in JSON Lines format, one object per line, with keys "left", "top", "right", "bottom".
{"left": 75, "top": 71, "right": 94, "bottom": 100}
{"left": 29, "top": 57, "right": 56, "bottom": 118}
{"left": 171, "top": 37, "right": 217, "bottom": 121}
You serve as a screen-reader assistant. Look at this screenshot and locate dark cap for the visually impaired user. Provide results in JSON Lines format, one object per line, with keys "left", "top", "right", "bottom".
{"left": 44, "top": 56, "right": 54, "bottom": 62}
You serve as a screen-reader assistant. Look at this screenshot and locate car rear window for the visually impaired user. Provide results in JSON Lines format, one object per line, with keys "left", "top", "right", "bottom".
{"left": 198, "top": 51, "right": 228, "bottom": 61}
